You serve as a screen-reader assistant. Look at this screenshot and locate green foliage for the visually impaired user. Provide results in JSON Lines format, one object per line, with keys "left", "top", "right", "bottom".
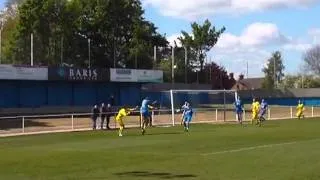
{"left": 178, "top": 19, "right": 225, "bottom": 71}
{"left": 262, "top": 51, "right": 285, "bottom": 89}
{"left": 3, "top": 0, "right": 167, "bottom": 68}
{"left": 281, "top": 74, "right": 320, "bottom": 88}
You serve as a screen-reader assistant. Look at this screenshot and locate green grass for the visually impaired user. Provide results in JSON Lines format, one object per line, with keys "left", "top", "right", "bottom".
{"left": 1, "top": 119, "right": 320, "bottom": 180}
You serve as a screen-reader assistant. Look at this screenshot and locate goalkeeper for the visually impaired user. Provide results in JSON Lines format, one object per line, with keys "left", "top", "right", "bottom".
{"left": 115, "top": 106, "right": 138, "bottom": 137}
{"left": 180, "top": 102, "right": 193, "bottom": 132}
{"left": 234, "top": 97, "right": 244, "bottom": 125}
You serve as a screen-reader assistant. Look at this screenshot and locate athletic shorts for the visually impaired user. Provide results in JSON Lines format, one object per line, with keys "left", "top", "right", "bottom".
{"left": 183, "top": 116, "right": 192, "bottom": 123}
{"left": 141, "top": 111, "right": 150, "bottom": 118}
{"left": 236, "top": 110, "right": 243, "bottom": 114}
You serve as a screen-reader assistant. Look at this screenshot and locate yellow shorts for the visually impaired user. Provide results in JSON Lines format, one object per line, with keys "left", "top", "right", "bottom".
{"left": 296, "top": 111, "right": 302, "bottom": 117}
{"left": 116, "top": 118, "right": 124, "bottom": 127}
{"left": 252, "top": 113, "right": 258, "bottom": 120}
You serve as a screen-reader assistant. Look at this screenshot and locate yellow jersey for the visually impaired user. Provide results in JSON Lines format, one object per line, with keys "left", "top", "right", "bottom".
{"left": 297, "top": 103, "right": 304, "bottom": 112}
{"left": 252, "top": 102, "right": 260, "bottom": 113}
{"left": 255, "top": 102, "right": 260, "bottom": 112}
{"left": 116, "top": 108, "right": 129, "bottom": 121}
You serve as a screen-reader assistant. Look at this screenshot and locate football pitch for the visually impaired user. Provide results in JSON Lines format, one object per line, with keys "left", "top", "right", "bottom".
{"left": 1, "top": 119, "right": 320, "bottom": 180}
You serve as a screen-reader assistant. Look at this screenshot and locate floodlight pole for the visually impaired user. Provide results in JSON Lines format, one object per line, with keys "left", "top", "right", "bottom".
{"left": 184, "top": 46, "right": 188, "bottom": 83}
{"left": 171, "top": 46, "right": 175, "bottom": 85}
{"left": 31, "top": 33, "right": 34, "bottom": 66}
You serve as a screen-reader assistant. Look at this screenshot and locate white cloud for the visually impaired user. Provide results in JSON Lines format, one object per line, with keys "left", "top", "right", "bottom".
{"left": 216, "top": 22, "right": 289, "bottom": 48}
{"left": 143, "top": 0, "right": 319, "bottom": 19}
{"left": 308, "top": 28, "right": 320, "bottom": 44}
{"left": 283, "top": 43, "right": 312, "bottom": 52}
{"left": 167, "top": 34, "right": 181, "bottom": 47}
{"left": 166, "top": 23, "right": 320, "bottom": 77}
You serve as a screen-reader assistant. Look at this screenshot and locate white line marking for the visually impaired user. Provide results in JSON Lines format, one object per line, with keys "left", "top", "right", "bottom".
{"left": 201, "top": 142, "right": 297, "bottom": 156}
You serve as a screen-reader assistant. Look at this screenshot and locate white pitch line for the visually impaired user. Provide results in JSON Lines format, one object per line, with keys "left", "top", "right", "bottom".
{"left": 201, "top": 141, "right": 297, "bottom": 156}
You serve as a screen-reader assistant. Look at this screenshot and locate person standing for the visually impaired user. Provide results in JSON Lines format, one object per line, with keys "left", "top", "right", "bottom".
{"left": 100, "top": 103, "right": 107, "bottom": 129}
{"left": 91, "top": 105, "right": 100, "bottom": 130}
{"left": 105, "top": 104, "right": 112, "bottom": 129}
{"left": 234, "top": 97, "right": 244, "bottom": 125}
{"left": 109, "top": 95, "right": 115, "bottom": 106}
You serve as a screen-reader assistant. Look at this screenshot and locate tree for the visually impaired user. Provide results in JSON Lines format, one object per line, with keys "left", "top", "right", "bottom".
{"left": 4, "top": 0, "right": 167, "bottom": 68}
{"left": 281, "top": 74, "right": 320, "bottom": 89}
{"left": 204, "top": 62, "right": 235, "bottom": 89}
{"left": 280, "top": 75, "right": 299, "bottom": 88}
{"left": 262, "top": 51, "right": 285, "bottom": 89}
{"left": 303, "top": 45, "right": 320, "bottom": 75}
{"left": 178, "top": 19, "right": 225, "bottom": 72}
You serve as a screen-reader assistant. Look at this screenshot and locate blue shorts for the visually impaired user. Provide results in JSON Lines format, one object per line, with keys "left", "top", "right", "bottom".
{"left": 259, "top": 111, "right": 266, "bottom": 116}
{"left": 183, "top": 116, "right": 192, "bottom": 122}
{"left": 236, "top": 110, "right": 243, "bottom": 114}
{"left": 141, "top": 111, "right": 150, "bottom": 118}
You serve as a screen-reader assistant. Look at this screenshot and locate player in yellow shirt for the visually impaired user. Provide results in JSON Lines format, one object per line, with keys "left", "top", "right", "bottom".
{"left": 115, "top": 106, "right": 138, "bottom": 137}
{"left": 251, "top": 98, "right": 260, "bottom": 125}
{"left": 296, "top": 100, "right": 305, "bottom": 119}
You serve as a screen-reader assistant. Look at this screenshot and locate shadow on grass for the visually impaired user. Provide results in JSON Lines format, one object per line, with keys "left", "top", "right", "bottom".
{"left": 146, "top": 131, "right": 184, "bottom": 136}
{"left": 114, "top": 171, "right": 197, "bottom": 179}
{"left": 0, "top": 119, "right": 53, "bottom": 131}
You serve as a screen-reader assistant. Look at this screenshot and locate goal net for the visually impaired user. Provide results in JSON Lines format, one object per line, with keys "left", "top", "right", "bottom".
{"left": 168, "top": 89, "right": 238, "bottom": 126}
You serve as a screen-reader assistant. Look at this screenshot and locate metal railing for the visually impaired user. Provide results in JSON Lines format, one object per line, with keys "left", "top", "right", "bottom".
{"left": 0, "top": 106, "right": 319, "bottom": 137}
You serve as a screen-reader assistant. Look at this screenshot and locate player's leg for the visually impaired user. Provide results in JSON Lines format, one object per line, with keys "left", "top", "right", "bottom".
{"left": 186, "top": 116, "right": 192, "bottom": 131}
{"left": 118, "top": 119, "right": 124, "bottom": 136}
{"left": 141, "top": 112, "right": 149, "bottom": 135}
{"left": 255, "top": 113, "right": 261, "bottom": 126}
{"left": 251, "top": 112, "right": 255, "bottom": 125}
{"left": 92, "top": 117, "right": 97, "bottom": 130}
{"left": 100, "top": 115, "right": 105, "bottom": 129}
{"left": 106, "top": 115, "right": 111, "bottom": 129}
{"left": 182, "top": 116, "right": 187, "bottom": 131}
{"left": 237, "top": 112, "right": 242, "bottom": 124}
{"left": 296, "top": 111, "right": 301, "bottom": 119}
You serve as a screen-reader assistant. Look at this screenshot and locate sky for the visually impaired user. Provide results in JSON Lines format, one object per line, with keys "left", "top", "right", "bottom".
{"left": 1, "top": 0, "right": 320, "bottom": 78}
{"left": 142, "top": 0, "right": 320, "bottom": 77}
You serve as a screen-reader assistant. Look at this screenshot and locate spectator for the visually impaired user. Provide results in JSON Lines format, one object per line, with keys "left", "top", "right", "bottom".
{"left": 109, "top": 95, "right": 115, "bottom": 106}
{"left": 91, "top": 105, "right": 100, "bottom": 130}
{"left": 105, "top": 104, "right": 112, "bottom": 129}
{"left": 100, "top": 103, "right": 107, "bottom": 129}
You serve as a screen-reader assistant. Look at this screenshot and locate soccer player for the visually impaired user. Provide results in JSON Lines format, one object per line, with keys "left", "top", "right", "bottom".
{"left": 115, "top": 106, "right": 137, "bottom": 137}
{"left": 251, "top": 98, "right": 260, "bottom": 125}
{"left": 234, "top": 97, "right": 244, "bottom": 125}
{"left": 140, "top": 97, "right": 154, "bottom": 135}
{"left": 180, "top": 101, "right": 189, "bottom": 124}
{"left": 296, "top": 100, "right": 305, "bottom": 119}
{"left": 259, "top": 99, "right": 268, "bottom": 123}
{"left": 181, "top": 102, "right": 193, "bottom": 132}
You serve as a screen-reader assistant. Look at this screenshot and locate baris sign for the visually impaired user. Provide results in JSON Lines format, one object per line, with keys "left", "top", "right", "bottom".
{"left": 48, "top": 67, "right": 109, "bottom": 81}
{"left": 68, "top": 68, "right": 98, "bottom": 80}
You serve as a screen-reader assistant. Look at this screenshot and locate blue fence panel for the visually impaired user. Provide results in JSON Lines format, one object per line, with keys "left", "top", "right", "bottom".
{"left": 47, "top": 82, "right": 73, "bottom": 106}
{"left": 96, "top": 83, "right": 119, "bottom": 105}
{"left": 73, "top": 82, "right": 97, "bottom": 106}
{"left": 19, "top": 81, "right": 47, "bottom": 108}
{"left": 119, "top": 84, "right": 141, "bottom": 106}
{"left": 0, "top": 81, "right": 19, "bottom": 108}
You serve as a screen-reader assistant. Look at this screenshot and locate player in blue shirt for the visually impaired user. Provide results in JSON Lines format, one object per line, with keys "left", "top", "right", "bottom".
{"left": 234, "top": 97, "right": 244, "bottom": 125}
{"left": 140, "top": 97, "right": 154, "bottom": 135}
{"left": 259, "top": 99, "right": 268, "bottom": 123}
{"left": 181, "top": 102, "right": 193, "bottom": 132}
